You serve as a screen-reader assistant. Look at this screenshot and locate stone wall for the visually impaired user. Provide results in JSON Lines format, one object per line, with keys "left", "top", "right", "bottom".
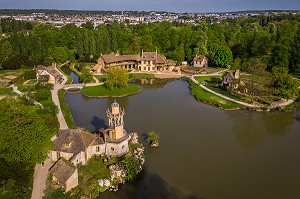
{"left": 106, "top": 139, "right": 129, "bottom": 157}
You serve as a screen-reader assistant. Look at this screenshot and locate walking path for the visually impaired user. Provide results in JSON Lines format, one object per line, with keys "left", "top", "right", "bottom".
{"left": 31, "top": 65, "right": 68, "bottom": 199}
{"left": 10, "top": 85, "right": 44, "bottom": 108}
{"left": 190, "top": 75, "right": 298, "bottom": 109}
{"left": 190, "top": 76, "right": 260, "bottom": 108}
{"left": 31, "top": 158, "right": 52, "bottom": 199}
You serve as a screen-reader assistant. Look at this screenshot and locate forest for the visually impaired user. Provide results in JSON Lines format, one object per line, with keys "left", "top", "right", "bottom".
{"left": 0, "top": 15, "right": 300, "bottom": 76}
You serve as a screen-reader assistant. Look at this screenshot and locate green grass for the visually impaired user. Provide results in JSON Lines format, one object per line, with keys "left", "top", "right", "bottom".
{"left": 58, "top": 89, "right": 77, "bottom": 129}
{"left": 57, "top": 66, "right": 73, "bottom": 84}
{"left": 0, "top": 87, "right": 16, "bottom": 96}
{"left": 18, "top": 85, "right": 36, "bottom": 92}
{"left": 128, "top": 73, "right": 155, "bottom": 80}
{"left": 188, "top": 80, "right": 242, "bottom": 109}
{"left": 81, "top": 83, "right": 141, "bottom": 97}
{"left": 194, "top": 76, "right": 222, "bottom": 84}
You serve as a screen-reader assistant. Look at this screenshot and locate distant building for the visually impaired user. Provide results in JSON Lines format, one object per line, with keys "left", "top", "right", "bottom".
{"left": 193, "top": 55, "right": 208, "bottom": 67}
{"left": 50, "top": 101, "right": 130, "bottom": 192}
{"left": 36, "top": 64, "right": 63, "bottom": 84}
{"left": 221, "top": 70, "right": 240, "bottom": 89}
{"left": 95, "top": 50, "right": 176, "bottom": 73}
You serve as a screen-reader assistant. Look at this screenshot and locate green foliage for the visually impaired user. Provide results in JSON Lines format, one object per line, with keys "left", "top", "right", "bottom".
{"left": 23, "top": 69, "right": 36, "bottom": 80}
{"left": 79, "top": 67, "right": 93, "bottom": 83}
{"left": 0, "top": 98, "right": 53, "bottom": 164}
{"left": 48, "top": 47, "right": 69, "bottom": 64}
{"left": 106, "top": 67, "right": 129, "bottom": 90}
{"left": 272, "top": 66, "right": 298, "bottom": 99}
{"left": 122, "top": 156, "right": 141, "bottom": 182}
{"left": 32, "top": 89, "right": 51, "bottom": 102}
{"left": 0, "top": 40, "right": 12, "bottom": 64}
{"left": 146, "top": 131, "right": 160, "bottom": 143}
{"left": 81, "top": 83, "right": 141, "bottom": 97}
{"left": 212, "top": 46, "right": 233, "bottom": 67}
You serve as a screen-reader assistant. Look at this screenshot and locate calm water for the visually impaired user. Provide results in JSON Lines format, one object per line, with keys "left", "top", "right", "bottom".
{"left": 60, "top": 65, "right": 80, "bottom": 84}
{"left": 65, "top": 80, "right": 300, "bottom": 199}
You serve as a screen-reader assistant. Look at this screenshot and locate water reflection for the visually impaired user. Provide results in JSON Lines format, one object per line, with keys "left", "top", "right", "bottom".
{"left": 229, "top": 110, "right": 295, "bottom": 148}
{"left": 134, "top": 78, "right": 175, "bottom": 89}
{"left": 98, "top": 170, "right": 204, "bottom": 199}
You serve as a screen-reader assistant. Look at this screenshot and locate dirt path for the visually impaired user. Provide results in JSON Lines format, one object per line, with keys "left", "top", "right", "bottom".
{"left": 31, "top": 158, "right": 52, "bottom": 199}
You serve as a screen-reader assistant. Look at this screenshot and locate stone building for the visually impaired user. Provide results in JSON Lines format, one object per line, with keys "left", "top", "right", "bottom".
{"left": 36, "top": 64, "right": 63, "bottom": 84}
{"left": 221, "top": 70, "right": 240, "bottom": 89}
{"left": 50, "top": 158, "right": 78, "bottom": 192}
{"left": 95, "top": 50, "right": 176, "bottom": 72}
{"left": 50, "top": 101, "right": 130, "bottom": 192}
{"left": 193, "top": 55, "right": 208, "bottom": 67}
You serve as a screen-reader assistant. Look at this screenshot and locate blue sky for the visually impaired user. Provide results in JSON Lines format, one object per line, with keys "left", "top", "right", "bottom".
{"left": 0, "top": 0, "right": 299, "bottom": 13}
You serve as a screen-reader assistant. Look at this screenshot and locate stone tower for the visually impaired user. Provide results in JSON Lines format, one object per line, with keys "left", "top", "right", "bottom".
{"left": 106, "top": 101, "right": 125, "bottom": 140}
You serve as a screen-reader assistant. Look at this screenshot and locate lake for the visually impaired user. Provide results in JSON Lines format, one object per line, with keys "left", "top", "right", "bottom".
{"left": 65, "top": 79, "right": 300, "bottom": 199}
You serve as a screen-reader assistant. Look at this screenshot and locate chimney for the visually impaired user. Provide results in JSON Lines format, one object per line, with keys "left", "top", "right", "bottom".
{"left": 142, "top": 49, "right": 144, "bottom": 57}
{"left": 155, "top": 50, "right": 158, "bottom": 60}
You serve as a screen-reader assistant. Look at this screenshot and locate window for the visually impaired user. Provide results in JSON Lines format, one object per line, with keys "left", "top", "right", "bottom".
{"left": 144, "top": 67, "right": 146, "bottom": 70}
{"left": 96, "top": 146, "right": 100, "bottom": 152}
{"left": 152, "top": 67, "right": 155, "bottom": 70}
{"left": 111, "top": 147, "right": 114, "bottom": 151}
{"left": 122, "top": 145, "right": 125, "bottom": 149}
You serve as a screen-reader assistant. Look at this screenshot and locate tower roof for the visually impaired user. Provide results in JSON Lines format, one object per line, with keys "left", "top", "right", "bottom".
{"left": 111, "top": 100, "right": 119, "bottom": 108}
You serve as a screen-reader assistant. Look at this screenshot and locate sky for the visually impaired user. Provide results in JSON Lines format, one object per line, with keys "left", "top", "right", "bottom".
{"left": 0, "top": 0, "right": 299, "bottom": 13}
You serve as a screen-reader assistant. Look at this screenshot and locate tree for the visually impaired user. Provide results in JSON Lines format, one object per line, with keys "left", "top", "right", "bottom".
{"left": 48, "top": 47, "right": 69, "bottom": 63}
{"left": 80, "top": 68, "right": 93, "bottom": 83}
{"left": 121, "top": 156, "right": 141, "bottom": 182}
{"left": 106, "top": 67, "right": 128, "bottom": 90}
{"left": 0, "top": 40, "right": 12, "bottom": 65}
{"left": 242, "top": 58, "right": 267, "bottom": 103}
{"left": 272, "top": 66, "right": 298, "bottom": 99}
{"left": 0, "top": 98, "right": 53, "bottom": 165}
{"left": 212, "top": 46, "right": 233, "bottom": 67}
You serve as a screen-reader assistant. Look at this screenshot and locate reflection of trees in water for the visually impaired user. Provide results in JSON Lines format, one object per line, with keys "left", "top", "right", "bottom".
{"left": 229, "top": 110, "right": 294, "bottom": 149}
{"left": 98, "top": 170, "right": 204, "bottom": 199}
{"left": 230, "top": 111, "right": 265, "bottom": 149}
{"left": 135, "top": 78, "right": 175, "bottom": 89}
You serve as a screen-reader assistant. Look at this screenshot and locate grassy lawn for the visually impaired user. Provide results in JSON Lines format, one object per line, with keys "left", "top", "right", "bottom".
{"left": 18, "top": 85, "right": 36, "bottom": 92}
{"left": 194, "top": 76, "right": 222, "bottom": 84}
{"left": 58, "top": 89, "right": 77, "bottom": 129}
{"left": 0, "top": 87, "right": 16, "bottom": 96}
{"left": 81, "top": 83, "right": 141, "bottom": 97}
{"left": 128, "top": 73, "right": 155, "bottom": 80}
{"left": 188, "top": 80, "right": 243, "bottom": 109}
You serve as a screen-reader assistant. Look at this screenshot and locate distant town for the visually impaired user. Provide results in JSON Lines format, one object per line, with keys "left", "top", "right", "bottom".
{"left": 0, "top": 9, "right": 299, "bottom": 27}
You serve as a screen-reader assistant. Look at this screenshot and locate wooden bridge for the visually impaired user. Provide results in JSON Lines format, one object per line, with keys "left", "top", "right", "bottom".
{"left": 63, "top": 84, "right": 86, "bottom": 91}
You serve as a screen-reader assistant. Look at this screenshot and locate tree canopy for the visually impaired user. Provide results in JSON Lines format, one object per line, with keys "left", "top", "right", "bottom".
{"left": 106, "top": 67, "right": 128, "bottom": 90}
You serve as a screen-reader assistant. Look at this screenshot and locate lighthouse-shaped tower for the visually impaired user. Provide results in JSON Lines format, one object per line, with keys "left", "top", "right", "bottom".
{"left": 105, "top": 101, "right": 129, "bottom": 157}
{"left": 106, "top": 101, "right": 125, "bottom": 140}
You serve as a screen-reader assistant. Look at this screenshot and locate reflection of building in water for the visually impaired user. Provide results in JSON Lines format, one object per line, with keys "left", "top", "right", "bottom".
{"left": 137, "top": 78, "right": 175, "bottom": 89}
{"left": 50, "top": 101, "right": 130, "bottom": 192}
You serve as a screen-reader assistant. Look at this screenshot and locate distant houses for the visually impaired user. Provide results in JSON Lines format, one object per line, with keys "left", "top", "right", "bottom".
{"left": 221, "top": 70, "right": 240, "bottom": 89}
{"left": 193, "top": 55, "right": 208, "bottom": 67}
{"left": 36, "top": 64, "right": 63, "bottom": 84}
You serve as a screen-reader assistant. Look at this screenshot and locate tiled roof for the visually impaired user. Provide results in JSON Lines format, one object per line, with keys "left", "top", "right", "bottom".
{"left": 52, "top": 129, "right": 104, "bottom": 154}
{"left": 50, "top": 157, "right": 76, "bottom": 184}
